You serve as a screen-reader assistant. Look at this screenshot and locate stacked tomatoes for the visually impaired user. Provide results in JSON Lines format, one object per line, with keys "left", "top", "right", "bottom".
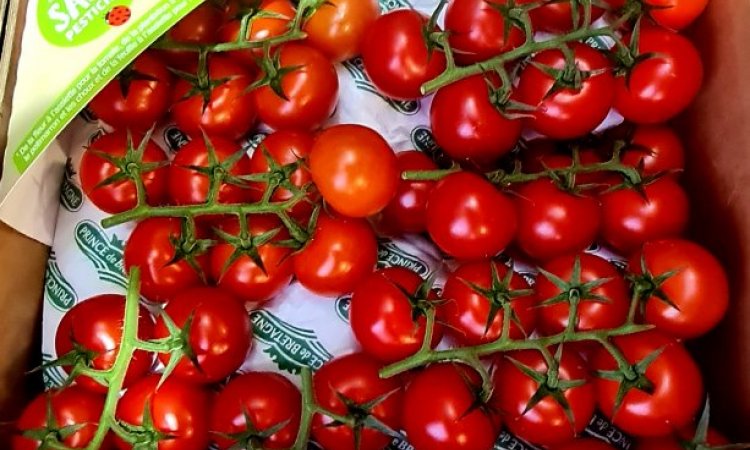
{"left": 14, "top": 0, "right": 737, "bottom": 449}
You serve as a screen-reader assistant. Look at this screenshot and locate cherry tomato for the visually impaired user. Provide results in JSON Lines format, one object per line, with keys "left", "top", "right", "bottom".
{"left": 522, "top": 142, "right": 618, "bottom": 189}
{"left": 310, "top": 124, "right": 399, "bottom": 218}
{"left": 293, "top": 213, "right": 378, "bottom": 296}
{"left": 162, "top": 3, "right": 223, "bottom": 70}
{"left": 154, "top": 286, "right": 252, "bottom": 384}
{"left": 550, "top": 438, "right": 617, "bottom": 450}
{"left": 630, "top": 239, "right": 729, "bottom": 340}
{"left": 605, "top": 0, "right": 708, "bottom": 31}
{"left": 218, "top": 0, "right": 296, "bottom": 66}
{"left": 621, "top": 125, "right": 685, "bottom": 177}
{"left": 253, "top": 43, "right": 339, "bottom": 131}
{"left": 592, "top": 331, "right": 703, "bottom": 437}
{"left": 361, "top": 9, "right": 447, "bottom": 100}
{"left": 304, "top": 0, "right": 380, "bottom": 62}
{"left": 517, "top": 42, "right": 614, "bottom": 140}
{"left": 210, "top": 372, "right": 301, "bottom": 449}
{"left": 520, "top": 0, "right": 604, "bottom": 32}
{"left": 426, "top": 172, "right": 517, "bottom": 261}
{"left": 80, "top": 130, "right": 168, "bottom": 214}
{"left": 312, "top": 353, "right": 403, "bottom": 450}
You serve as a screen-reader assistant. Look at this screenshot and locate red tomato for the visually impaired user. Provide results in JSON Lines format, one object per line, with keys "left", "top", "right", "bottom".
{"left": 441, "top": 260, "right": 536, "bottom": 345}
{"left": 89, "top": 51, "right": 171, "bottom": 130}
{"left": 209, "top": 215, "right": 294, "bottom": 306}
{"left": 426, "top": 172, "right": 517, "bottom": 261}
{"left": 312, "top": 353, "right": 403, "bottom": 450}
{"left": 80, "top": 130, "right": 168, "bottom": 214}
{"left": 535, "top": 253, "right": 629, "bottom": 335}
{"left": 13, "top": 387, "right": 105, "bottom": 450}
{"left": 171, "top": 56, "right": 257, "bottom": 139}
{"left": 361, "top": 9, "right": 447, "bottom": 100}
{"left": 210, "top": 372, "right": 301, "bottom": 449}
{"left": 430, "top": 74, "right": 522, "bottom": 168}
{"left": 517, "top": 42, "right": 614, "bottom": 140}
{"left": 605, "top": 0, "right": 708, "bottom": 31}
{"left": 153, "top": 286, "right": 252, "bottom": 384}
{"left": 124, "top": 217, "right": 210, "bottom": 303}
{"left": 521, "top": 142, "right": 617, "bottom": 189}
{"left": 304, "top": 0, "right": 380, "bottom": 62}
{"left": 519, "top": 0, "right": 604, "bottom": 32}
{"left": 218, "top": 0, "right": 296, "bottom": 66}
{"left": 403, "top": 364, "right": 499, "bottom": 450}
{"left": 629, "top": 239, "right": 729, "bottom": 340}
{"left": 350, "top": 267, "right": 444, "bottom": 362}
{"left": 444, "top": 0, "right": 525, "bottom": 64}
{"left": 621, "top": 125, "right": 685, "bottom": 177}
{"left": 168, "top": 135, "right": 252, "bottom": 206}
{"left": 115, "top": 375, "right": 211, "bottom": 450}
{"left": 253, "top": 43, "right": 339, "bottom": 131}
{"left": 550, "top": 438, "right": 616, "bottom": 450}
{"left": 162, "top": 3, "right": 223, "bottom": 69}
{"left": 55, "top": 294, "right": 154, "bottom": 393}
{"left": 592, "top": 331, "right": 703, "bottom": 437}
{"left": 514, "top": 179, "right": 601, "bottom": 262}
{"left": 614, "top": 28, "right": 703, "bottom": 124}
{"left": 600, "top": 178, "right": 689, "bottom": 255}
{"left": 310, "top": 124, "right": 399, "bottom": 218}
{"left": 293, "top": 213, "right": 378, "bottom": 296}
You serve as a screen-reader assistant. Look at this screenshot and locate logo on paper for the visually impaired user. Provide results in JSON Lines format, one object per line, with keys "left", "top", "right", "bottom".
{"left": 378, "top": 241, "right": 430, "bottom": 277}
{"left": 494, "top": 431, "right": 541, "bottom": 450}
{"left": 389, "top": 437, "right": 415, "bottom": 450}
{"left": 250, "top": 310, "right": 333, "bottom": 374}
{"left": 42, "top": 353, "right": 68, "bottom": 389}
{"left": 342, "top": 58, "right": 420, "bottom": 115}
{"left": 335, "top": 296, "right": 351, "bottom": 323}
{"left": 60, "top": 159, "right": 83, "bottom": 212}
{"left": 38, "top": 0, "right": 133, "bottom": 46}
{"left": 164, "top": 126, "right": 190, "bottom": 152}
{"left": 410, "top": 126, "right": 453, "bottom": 168}
{"left": 45, "top": 251, "right": 78, "bottom": 312}
{"left": 584, "top": 413, "right": 634, "bottom": 450}
{"left": 74, "top": 220, "right": 127, "bottom": 288}
{"left": 380, "top": 0, "right": 412, "bottom": 12}
{"left": 242, "top": 132, "right": 268, "bottom": 154}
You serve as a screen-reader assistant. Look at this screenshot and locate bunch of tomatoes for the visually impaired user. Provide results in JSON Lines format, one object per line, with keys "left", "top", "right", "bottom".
{"left": 13, "top": 0, "right": 741, "bottom": 449}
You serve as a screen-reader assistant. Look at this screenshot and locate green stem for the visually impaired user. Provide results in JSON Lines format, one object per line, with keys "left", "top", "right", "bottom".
{"left": 293, "top": 368, "right": 316, "bottom": 450}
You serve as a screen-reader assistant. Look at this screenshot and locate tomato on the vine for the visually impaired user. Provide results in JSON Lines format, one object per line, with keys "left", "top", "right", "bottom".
{"left": 605, "top": 0, "right": 708, "bottom": 31}
{"left": 620, "top": 125, "right": 685, "bottom": 177}
{"left": 519, "top": 0, "right": 604, "bottom": 32}
{"left": 218, "top": 0, "right": 296, "bottom": 66}
{"left": 521, "top": 142, "right": 619, "bottom": 190}
{"left": 304, "top": 0, "right": 380, "bottom": 62}
{"left": 161, "top": 2, "right": 223, "bottom": 69}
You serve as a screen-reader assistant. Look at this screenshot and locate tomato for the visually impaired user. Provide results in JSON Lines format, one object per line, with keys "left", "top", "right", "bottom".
{"left": 89, "top": 51, "right": 171, "bottom": 131}
{"left": 629, "top": 239, "right": 729, "bottom": 340}
{"left": 592, "top": 331, "right": 703, "bottom": 437}
{"left": 361, "top": 10, "right": 447, "bottom": 100}
{"left": 171, "top": 56, "right": 257, "bottom": 139}
{"left": 522, "top": 142, "right": 617, "bottom": 189}
{"left": 403, "top": 364, "right": 499, "bottom": 450}
{"left": 535, "top": 253, "right": 630, "bottom": 335}
{"left": 310, "top": 124, "right": 399, "bottom": 218}
{"left": 550, "top": 438, "right": 616, "bottom": 450}
{"left": 304, "top": 0, "right": 380, "bottom": 62}
{"left": 374, "top": 151, "right": 438, "bottom": 235}
{"left": 55, "top": 294, "right": 154, "bottom": 393}
{"left": 430, "top": 74, "right": 522, "bottom": 168}
{"left": 153, "top": 286, "right": 252, "bottom": 384}
{"left": 621, "top": 125, "right": 685, "bottom": 177}
{"left": 519, "top": 0, "right": 604, "bottom": 32}
{"left": 311, "top": 353, "right": 403, "bottom": 450}
{"left": 253, "top": 43, "right": 339, "bottom": 131}
{"left": 293, "top": 213, "right": 378, "bottom": 296}
{"left": 444, "top": 0, "right": 525, "bottom": 64}
{"left": 605, "top": 0, "right": 708, "bottom": 31}
{"left": 517, "top": 42, "right": 614, "bottom": 140}
{"left": 514, "top": 179, "right": 601, "bottom": 262}
{"left": 162, "top": 3, "right": 223, "bottom": 69}
{"left": 124, "top": 217, "right": 210, "bottom": 303}
{"left": 209, "top": 215, "right": 294, "bottom": 306}
{"left": 426, "top": 172, "right": 517, "bottom": 260}
{"left": 210, "top": 372, "right": 301, "bottom": 449}
{"left": 636, "top": 427, "right": 730, "bottom": 449}
{"left": 115, "top": 375, "right": 211, "bottom": 450}
{"left": 13, "top": 387, "right": 105, "bottom": 450}
{"left": 168, "top": 135, "right": 252, "bottom": 206}
{"left": 441, "top": 260, "right": 536, "bottom": 345}
{"left": 614, "top": 28, "right": 703, "bottom": 124}
{"left": 600, "top": 178, "right": 689, "bottom": 255}
{"left": 80, "top": 130, "right": 168, "bottom": 214}
{"left": 350, "top": 267, "right": 444, "bottom": 363}
{"left": 218, "top": 0, "right": 296, "bottom": 66}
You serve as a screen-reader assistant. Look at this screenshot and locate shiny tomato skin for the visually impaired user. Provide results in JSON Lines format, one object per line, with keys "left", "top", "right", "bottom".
{"left": 210, "top": 372, "right": 301, "bottom": 449}
{"left": 600, "top": 178, "right": 689, "bottom": 255}
{"left": 154, "top": 286, "right": 252, "bottom": 384}
{"left": 517, "top": 42, "right": 614, "bottom": 140}
{"left": 253, "top": 43, "right": 339, "bottom": 131}
{"left": 519, "top": 0, "right": 604, "bottom": 32}
{"left": 441, "top": 260, "right": 536, "bottom": 345}
{"left": 162, "top": 3, "right": 223, "bottom": 70}
{"left": 614, "top": 28, "right": 703, "bottom": 124}
{"left": 592, "top": 331, "right": 703, "bottom": 437}
{"left": 350, "top": 267, "right": 444, "bottom": 363}
{"left": 361, "top": 9, "right": 447, "bottom": 100}
{"left": 621, "top": 125, "right": 685, "bottom": 177}
{"left": 310, "top": 124, "right": 399, "bottom": 218}
{"left": 550, "top": 438, "right": 617, "bottom": 450}
{"left": 426, "top": 172, "right": 517, "bottom": 261}
{"left": 304, "top": 0, "right": 380, "bottom": 62}
{"left": 293, "top": 214, "right": 378, "bottom": 296}
{"left": 80, "top": 130, "right": 168, "bottom": 214}
{"left": 218, "top": 0, "right": 296, "bottom": 66}
{"left": 630, "top": 239, "right": 729, "bottom": 340}
{"left": 536, "top": 253, "right": 629, "bottom": 335}
{"left": 312, "top": 353, "right": 403, "bottom": 450}
{"left": 430, "top": 74, "right": 522, "bottom": 168}
{"left": 605, "top": 0, "right": 708, "bottom": 31}
{"left": 55, "top": 294, "right": 154, "bottom": 393}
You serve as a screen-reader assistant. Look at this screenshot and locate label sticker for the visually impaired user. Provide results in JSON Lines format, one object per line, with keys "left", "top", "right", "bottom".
{"left": 45, "top": 251, "right": 78, "bottom": 311}
{"left": 60, "top": 159, "right": 84, "bottom": 212}
{"left": 74, "top": 219, "right": 126, "bottom": 288}
{"left": 378, "top": 240, "right": 431, "bottom": 277}
{"left": 38, "top": 0, "right": 133, "bottom": 47}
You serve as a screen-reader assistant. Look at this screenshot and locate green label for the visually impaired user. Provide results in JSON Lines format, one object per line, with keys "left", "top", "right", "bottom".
{"left": 74, "top": 219, "right": 126, "bottom": 288}
{"left": 38, "top": 0, "right": 133, "bottom": 47}
{"left": 410, "top": 126, "right": 453, "bottom": 168}
{"left": 585, "top": 36, "right": 610, "bottom": 51}
{"left": 251, "top": 310, "right": 333, "bottom": 374}
{"left": 42, "top": 353, "right": 68, "bottom": 388}
{"left": 378, "top": 241, "right": 430, "bottom": 277}
{"left": 45, "top": 251, "right": 78, "bottom": 311}
{"left": 335, "top": 296, "right": 351, "bottom": 323}
{"left": 60, "top": 158, "right": 83, "bottom": 212}
{"left": 379, "top": 0, "right": 411, "bottom": 12}
{"left": 342, "top": 58, "right": 420, "bottom": 115}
